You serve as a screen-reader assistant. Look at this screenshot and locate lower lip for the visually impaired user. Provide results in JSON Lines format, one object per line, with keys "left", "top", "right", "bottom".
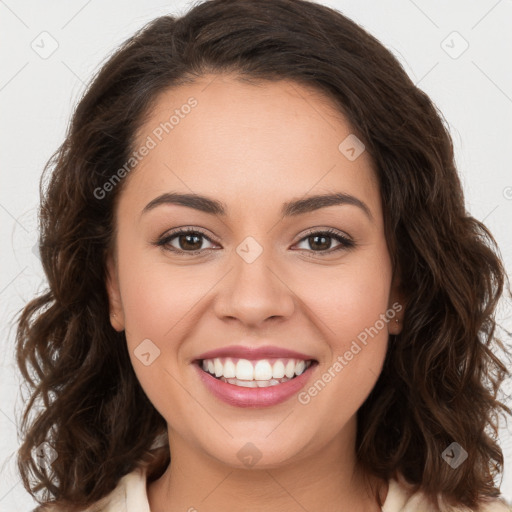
{"left": 195, "top": 363, "right": 316, "bottom": 408}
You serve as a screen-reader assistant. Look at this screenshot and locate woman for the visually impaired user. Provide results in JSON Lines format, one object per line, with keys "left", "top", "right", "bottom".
{"left": 15, "top": 0, "right": 511, "bottom": 510}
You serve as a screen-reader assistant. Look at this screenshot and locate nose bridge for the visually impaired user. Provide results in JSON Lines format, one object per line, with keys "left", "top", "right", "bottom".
{"left": 214, "top": 234, "right": 295, "bottom": 325}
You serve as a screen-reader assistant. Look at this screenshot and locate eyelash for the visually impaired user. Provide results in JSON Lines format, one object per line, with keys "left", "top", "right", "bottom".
{"left": 154, "top": 227, "right": 356, "bottom": 257}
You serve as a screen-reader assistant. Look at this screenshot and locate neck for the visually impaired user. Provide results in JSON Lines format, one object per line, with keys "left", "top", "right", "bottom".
{"left": 147, "top": 424, "right": 387, "bottom": 512}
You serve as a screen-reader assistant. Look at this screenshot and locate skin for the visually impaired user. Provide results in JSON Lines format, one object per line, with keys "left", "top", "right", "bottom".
{"left": 106, "top": 73, "right": 404, "bottom": 512}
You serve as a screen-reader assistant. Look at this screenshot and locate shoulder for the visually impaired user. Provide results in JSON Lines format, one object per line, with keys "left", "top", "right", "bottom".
{"left": 31, "top": 466, "right": 150, "bottom": 512}
{"left": 383, "top": 476, "right": 512, "bottom": 512}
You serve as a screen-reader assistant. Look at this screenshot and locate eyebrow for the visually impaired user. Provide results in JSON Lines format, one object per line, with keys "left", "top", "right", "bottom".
{"left": 141, "top": 191, "right": 373, "bottom": 221}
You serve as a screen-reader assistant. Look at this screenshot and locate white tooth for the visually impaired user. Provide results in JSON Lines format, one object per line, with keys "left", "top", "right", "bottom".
{"left": 295, "top": 360, "right": 306, "bottom": 376}
{"left": 207, "top": 359, "right": 215, "bottom": 374}
{"left": 269, "top": 379, "right": 281, "bottom": 386}
{"left": 256, "top": 380, "right": 271, "bottom": 388}
{"left": 227, "top": 378, "right": 237, "bottom": 385}
{"left": 272, "top": 360, "right": 285, "bottom": 378}
{"left": 284, "top": 359, "right": 296, "bottom": 378}
{"left": 214, "top": 358, "right": 223, "bottom": 377}
{"left": 223, "top": 358, "right": 236, "bottom": 378}
{"left": 254, "top": 360, "right": 273, "bottom": 380}
{"left": 236, "top": 359, "right": 254, "bottom": 380}
{"left": 236, "top": 379, "right": 257, "bottom": 387}
{"left": 202, "top": 360, "right": 208, "bottom": 371}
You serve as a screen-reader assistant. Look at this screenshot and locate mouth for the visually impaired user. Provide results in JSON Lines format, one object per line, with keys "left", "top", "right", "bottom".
{"left": 192, "top": 345, "right": 319, "bottom": 407}
{"left": 196, "top": 357, "right": 317, "bottom": 388}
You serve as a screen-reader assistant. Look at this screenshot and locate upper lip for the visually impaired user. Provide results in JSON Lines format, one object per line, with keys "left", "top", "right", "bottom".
{"left": 195, "top": 345, "right": 316, "bottom": 362}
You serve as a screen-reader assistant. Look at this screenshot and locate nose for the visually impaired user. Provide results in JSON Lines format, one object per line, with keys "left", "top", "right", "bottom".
{"left": 213, "top": 247, "right": 295, "bottom": 328}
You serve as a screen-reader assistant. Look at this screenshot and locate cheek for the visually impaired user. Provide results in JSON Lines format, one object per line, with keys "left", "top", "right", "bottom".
{"left": 116, "top": 240, "right": 209, "bottom": 344}
{"left": 298, "top": 243, "right": 392, "bottom": 349}
{"left": 294, "top": 243, "right": 392, "bottom": 411}
{"left": 115, "top": 245, "right": 206, "bottom": 418}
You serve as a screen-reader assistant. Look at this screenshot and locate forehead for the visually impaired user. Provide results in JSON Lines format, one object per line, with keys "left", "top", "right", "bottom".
{"left": 122, "top": 74, "right": 380, "bottom": 222}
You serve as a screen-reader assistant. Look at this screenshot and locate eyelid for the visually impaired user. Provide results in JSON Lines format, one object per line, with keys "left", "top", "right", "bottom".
{"left": 297, "top": 226, "right": 352, "bottom": 242}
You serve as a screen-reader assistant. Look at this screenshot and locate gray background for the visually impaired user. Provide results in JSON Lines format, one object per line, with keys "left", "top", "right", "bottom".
{"left": 1, "top": 0, "right": 511, "bottom": 509}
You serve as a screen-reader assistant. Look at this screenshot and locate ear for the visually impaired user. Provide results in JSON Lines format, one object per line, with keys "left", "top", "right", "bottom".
{"left": 387, "top": 271, "right": 406, "bottom": 336}
{"left": 105, "top": 252, "right": 125, "bottom": 332}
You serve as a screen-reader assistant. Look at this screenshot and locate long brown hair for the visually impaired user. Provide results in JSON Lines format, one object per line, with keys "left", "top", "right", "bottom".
{"left": 15, "top": 0, "right": 511, "bottom": 510}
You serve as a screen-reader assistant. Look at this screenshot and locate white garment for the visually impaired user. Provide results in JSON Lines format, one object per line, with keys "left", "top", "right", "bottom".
{"left": 47, "top": 466, "right": 512, "bottom": 512}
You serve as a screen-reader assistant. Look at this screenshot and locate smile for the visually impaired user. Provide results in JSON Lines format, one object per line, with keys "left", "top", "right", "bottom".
{"left": 194, "top": 355, "right": 318, "bottom": 407}
{"left": 200, "top": 357, "right": 314, "bottom": 387}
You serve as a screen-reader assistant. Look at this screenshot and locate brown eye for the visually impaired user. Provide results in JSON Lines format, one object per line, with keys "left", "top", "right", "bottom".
{"left": 156, "top": 229, "right": 216, "bottom": 254}
{"left": 154, "top": 227, "right": 355, "bottom": 256}
{"left": 294, "top": 229, "right": 355, "bottom": 255}
{"left": 176, "top": 232, "right": 203, "bottom": 251}
{"left": 306, "top": 234, "right": 332, "bottom": 251}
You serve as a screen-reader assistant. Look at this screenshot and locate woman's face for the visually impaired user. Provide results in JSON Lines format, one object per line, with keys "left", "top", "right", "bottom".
{"left": 106, "top": 73, "right": 403, "bottom": 469}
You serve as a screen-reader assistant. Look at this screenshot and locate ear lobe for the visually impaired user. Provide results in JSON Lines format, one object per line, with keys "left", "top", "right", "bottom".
{"left": 105, "top": 253, "right": 125, "bottom": 332}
